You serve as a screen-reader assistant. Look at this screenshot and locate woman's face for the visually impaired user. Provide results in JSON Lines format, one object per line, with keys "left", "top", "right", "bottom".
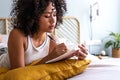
{"left": 39, "top": 2, "right": 57, "bottom": 33}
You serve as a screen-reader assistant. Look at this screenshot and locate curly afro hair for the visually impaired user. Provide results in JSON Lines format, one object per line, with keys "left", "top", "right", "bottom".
{"left": 10, "top": 0, "right": 67, "bottom": 36}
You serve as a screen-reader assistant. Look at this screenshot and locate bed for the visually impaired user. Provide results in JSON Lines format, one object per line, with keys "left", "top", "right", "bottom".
{"left": 68, "top": 57, "right": 120, "bottom": 80}
{"left": 0, "top": 17, "right": 120, "bottom": 80}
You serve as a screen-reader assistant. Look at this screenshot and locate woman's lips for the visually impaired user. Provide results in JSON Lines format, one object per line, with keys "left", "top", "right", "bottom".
{"left": 49, "top": 25, "right": 55, "bottom": 29}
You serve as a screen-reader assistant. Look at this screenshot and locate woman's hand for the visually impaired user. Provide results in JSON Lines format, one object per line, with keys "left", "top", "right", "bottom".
{"left": 38, "top": 43, "right": 68, "bottom": 64}
{"left": 49, "top": 43, "right": 68, "bottom": 59}
{"left": 68, "top": 44, "right": 88, "bottom": 60}
{"left": 39, "top": 43, "right": 88, "bottom": 64}
{"left": 74, "top": 44, "right": 88, "bottom": 60}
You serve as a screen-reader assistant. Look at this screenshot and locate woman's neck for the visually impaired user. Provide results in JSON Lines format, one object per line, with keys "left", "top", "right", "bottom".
{"left": 32, "top": 32, "right": 47, "bottom": 47}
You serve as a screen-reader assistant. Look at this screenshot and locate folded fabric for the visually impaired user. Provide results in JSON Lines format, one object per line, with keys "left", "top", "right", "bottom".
{"left": 0, "top": 48, "right": 8, "bottom": 55}
{"left": 0, "top": 59, "right": 91, "bottom": 80}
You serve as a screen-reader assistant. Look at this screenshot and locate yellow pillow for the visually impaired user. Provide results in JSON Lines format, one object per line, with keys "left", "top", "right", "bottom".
{"left": 2, "top": 59, "right": 90, "bottom": 80}
{"left": 0, "top": 67, "right": 9, "bottom": 80}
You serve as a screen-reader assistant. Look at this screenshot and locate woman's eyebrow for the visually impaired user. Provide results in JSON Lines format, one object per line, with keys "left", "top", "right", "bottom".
{"left": 43, "top": 10, "right": 56, "bottom": 14}
{"left": 43, "top": 12, "right": 52, "bottom": 14}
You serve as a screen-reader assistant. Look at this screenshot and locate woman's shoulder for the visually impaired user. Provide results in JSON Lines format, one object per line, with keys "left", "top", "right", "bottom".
{"left": 9, "top": 29, "right": 26, "bottom": 38}
{"left": 8, "top": 28, "right": 27, "bottom": 43}
{"left": 10, "top": 28, "right": 22, "bottom": 35}
{"left": 8, "top": 29, "right": 28, "bottom": 49}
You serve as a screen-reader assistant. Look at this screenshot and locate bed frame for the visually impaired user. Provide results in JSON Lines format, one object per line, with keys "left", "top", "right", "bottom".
{"left": 0, "top": 16, "right": 80, "bottom": 45}
{"left": 0, "top": 18, "right": 13, "bottom": 35}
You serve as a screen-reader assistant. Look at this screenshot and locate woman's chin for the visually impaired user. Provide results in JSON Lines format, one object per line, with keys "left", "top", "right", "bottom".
{"left": 47, "top": 30, "right": 54, "bottom": 33}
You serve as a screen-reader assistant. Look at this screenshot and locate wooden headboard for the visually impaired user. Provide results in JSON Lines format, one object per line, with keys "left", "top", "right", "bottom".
{"left": 0, "top": 18, "right": 13, "bottom": 34}
{"left": 0, "top": 16, "right": 80, "bottom": 45}
{"left": 54, "top": 16, "right": 80, "bottom": 45}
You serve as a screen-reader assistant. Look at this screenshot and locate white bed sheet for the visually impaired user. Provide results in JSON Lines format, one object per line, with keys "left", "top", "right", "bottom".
{"left": 68, "top": 57, "right": 120, "bottom": 80}
{"left": 0, "top": 34, "right": 8, "bottom": 48}
{"left": 1, "top": 34, "right": 8, "bottom": 43}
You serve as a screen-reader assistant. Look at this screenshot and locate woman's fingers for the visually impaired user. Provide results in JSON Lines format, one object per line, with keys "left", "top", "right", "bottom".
{"left": 71, "top": 44, "right": 88, "bottom": 60}
{"left": 77, "top": 50, "right": 87, "bottom": 59}
{"left": 52, "top": 43, "right": 89, "bottom": 60}
{"left": 55, "top": 43, "right": 68, "bottom": 55}
{"left": 78, "top": 44, "right": 88, "bottom": 55}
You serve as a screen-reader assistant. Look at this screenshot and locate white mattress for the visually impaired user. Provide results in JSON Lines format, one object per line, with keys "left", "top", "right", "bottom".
{"left": 68, "top": 57, "right": 120, "bottom": 80}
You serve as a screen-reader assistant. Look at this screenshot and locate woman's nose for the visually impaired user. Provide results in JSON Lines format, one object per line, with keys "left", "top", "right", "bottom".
{"left": 50, "top": 16, "right": 56, "bottom": 24}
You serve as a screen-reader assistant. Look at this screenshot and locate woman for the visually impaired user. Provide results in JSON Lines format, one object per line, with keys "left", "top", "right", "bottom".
{"left": 0, "top": 0, "right": 88, "bottom": 69}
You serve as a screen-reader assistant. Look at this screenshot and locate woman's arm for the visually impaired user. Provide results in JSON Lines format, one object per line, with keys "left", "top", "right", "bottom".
{"left": 36, "top": 43, "right": 68, "bottom": 64}
{"left": 36, "top": 34, "right": 88, "bottom": 64}
{"left": 36, "top": 34, "right": 68, "bottom": 64}
{"left": 49, "top": 34, "right": 88, "bottom": 60}
{"left": 8, "top": 29, "right": 26, "bottom": 69}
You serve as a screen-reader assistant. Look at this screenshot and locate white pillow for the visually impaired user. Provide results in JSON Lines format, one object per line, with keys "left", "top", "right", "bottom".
{"left": 0, "top": 34, "right": 8, "bottom": 48}
{"left": 1, "top": 34, "right": 8, "bottom": 44}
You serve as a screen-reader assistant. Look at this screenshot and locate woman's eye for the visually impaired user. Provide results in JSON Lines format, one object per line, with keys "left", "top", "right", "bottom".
{"left": 45, "top": 15, "right": 50, "bottom": 18}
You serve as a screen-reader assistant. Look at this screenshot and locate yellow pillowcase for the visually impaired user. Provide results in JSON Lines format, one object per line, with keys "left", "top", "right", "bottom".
{"left": 2, "top": 59, "right": 90, "bottom": 80}
{"left": 0, "top": 67, "right": 9, "bottom": 80}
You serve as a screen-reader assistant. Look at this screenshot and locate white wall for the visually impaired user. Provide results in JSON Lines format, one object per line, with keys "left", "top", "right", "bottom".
{"left": 0, "top": 0, "right": 11, "bottom": 17}
{"left": 66, "top": 0, "right": 90, "bottom": 42}
{"left": 66, "top": 0, "right": 120, "bottom": 56}
{"left": 91, "top": 0, "right": 120, "bottom": 56}
{"left": 0, "top": 0, "right": 120, "bottom": 56}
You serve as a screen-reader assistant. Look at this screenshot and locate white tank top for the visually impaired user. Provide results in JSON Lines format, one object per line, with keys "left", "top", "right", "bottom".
{"left": 25, "top": 35, "right": 50, "bottom": 65}
{"left": 0, "top": 34, "right": 50, "bottom": 68}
